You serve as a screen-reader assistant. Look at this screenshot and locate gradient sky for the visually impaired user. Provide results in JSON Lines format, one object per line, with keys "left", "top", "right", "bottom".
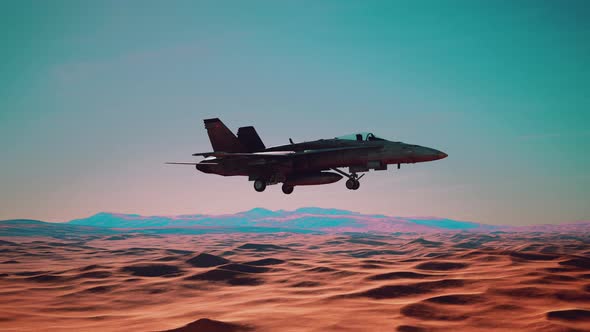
{"left": 1, "top": 1, "right": 589, "bottom": 225}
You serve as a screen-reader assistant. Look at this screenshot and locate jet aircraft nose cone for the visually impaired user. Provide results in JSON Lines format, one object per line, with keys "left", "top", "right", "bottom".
{"left": 428, "top": 148, "right": 447, "bottom": 160}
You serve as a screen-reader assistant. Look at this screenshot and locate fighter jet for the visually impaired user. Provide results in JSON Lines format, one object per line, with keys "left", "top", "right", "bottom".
{"left": 167, "top": 118, "right": 447, "bottom": 194}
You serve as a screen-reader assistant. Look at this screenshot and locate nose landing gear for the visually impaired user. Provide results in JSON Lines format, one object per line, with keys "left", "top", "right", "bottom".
{"left": 332, "top": 168, "right": 363, "bottom": 191}
{"left": 345, "top": 178, "right": 360, "bottom": 190}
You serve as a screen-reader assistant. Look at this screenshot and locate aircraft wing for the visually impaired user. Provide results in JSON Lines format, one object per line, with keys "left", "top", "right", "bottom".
{"left": 165, "top": 162, "right": 200, "bottom": 165}
{"left": 191, "top": 146, "right": 381, "bottom": 158}
{"left": 168, "top": 146, "right": 380, "bottom": 167}
{"left": 191, "top": 151, "right": 291, "bottom": 158}
{"left": 165, "top": 162, "right": 219, "bottom": 165}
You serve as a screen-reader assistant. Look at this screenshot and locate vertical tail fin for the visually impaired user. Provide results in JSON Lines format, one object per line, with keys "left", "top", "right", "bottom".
{"left": 237, "top": 126, "right": 266, "bottom": 152}
{"left": 203, "top": 118, "right": 244, "bottom": 152}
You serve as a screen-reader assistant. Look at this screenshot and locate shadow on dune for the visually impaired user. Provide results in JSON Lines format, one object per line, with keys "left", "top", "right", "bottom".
{"left": 110, "top": 247, "right": 159, "bottom": 256}
{"left": 26, "top": 274, "right": 67, "bottom": 282}
{"left": 396, "top": 325, "right": 429, "bottom": 332}
{"left": 78, "top": 285, "right": 117, "bottom": 294}
{"left": 348, "top": 279, "right": 465, "bottom": 299}
{"left": 424, "top": 293, "right": 486, "bottom": 305}
{"left": 415, "top": 261, "right": 468, "bottom": 271}
{"left": 121, "top": 264, "right": 184, "bottom": 277}
{"left": 539, "top": 274, "right": 578, "bottom": 282}
{"left": 157, "top": 256, "right": 180, "bottom": 262}
{"left": 220, "top": 263, "right": 270, "bottom": 274}
{"left": 407, "top": 238, "right": 442, "bottom": 247}
{"left": 509, "top": 252, "right": 559, "bottom": 261}
{"left": 401, "top": 302, "right": 468, "bottom": 321}
{"left": 559, "top": 257, "right": 590, "bottom": 269}
{"left": 306, "top": 266, "right": 338, "bottom": 273}
{"left": 346, "top": 238, "right": 389, "bottom": 246}
{"left": 489, "top": 286, "right": 553, "bottom": 298}
{"left": 367, "top": 271, "right": 433, "bottom": 281}
{"left": 554, "top": 290, "right": 590, "bottom": 302}
{"left": 79, "top": 264, "right": 108, "bottom": 271}
{"left": 186, "top": 253, "right": 230, "bottom": 267}
{"left": 14, "top": 271, "right": 48, "bottom": 276}
{"left": 74, "top": 271, "right": 112, "bottom": 279}
{"left": 325, "top": 249, "right": 409, "bottom": 257}
{"left": 236, "top": 243, "right": 291, "bottom": 251}
{"left": 290, "top": 281, "right": 323, "bottom": 288}
{"left": 243, "top": 258, "right": 284, "bottom": 266}
{"left": 351, "top": 250, "right": 410, "bottom": 258}
{"left": 185, "top": 268, "right": 263, "bottom": 286}
{"left": 166, "top": 249, "right": 194, "bottom": 255}
{"left": 546, "top": 309, "right": 590, "bottom": 322}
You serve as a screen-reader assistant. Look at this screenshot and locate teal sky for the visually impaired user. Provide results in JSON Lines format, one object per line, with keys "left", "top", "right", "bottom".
{"left": 1, "top": 1, "right": 589, "bottom": 225}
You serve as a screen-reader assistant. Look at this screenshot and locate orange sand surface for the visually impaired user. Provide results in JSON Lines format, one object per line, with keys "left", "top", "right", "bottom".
{"left": 1, "top": 232, "right": 589, "bottom": 331}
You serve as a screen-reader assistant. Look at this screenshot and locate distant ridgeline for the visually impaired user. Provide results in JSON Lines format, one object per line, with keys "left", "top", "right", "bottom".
{"left": 1, "top": 208, "right": 588, "bottom": 238}
{"left": 67, "top": 208, "right": 486, "bottom": 233}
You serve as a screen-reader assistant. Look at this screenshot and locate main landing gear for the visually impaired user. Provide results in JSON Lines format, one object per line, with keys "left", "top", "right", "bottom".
{"left": 253, "top": 179, "right": 267, "bottom": 192}
{"left": 331, "top": 168, "right": 363, "bottom": 191}
{"left": 254, "top": 179, "right": 294, "bottom": 194}
{"left": 281, "top": 184, "right": 294, "bottom": 194}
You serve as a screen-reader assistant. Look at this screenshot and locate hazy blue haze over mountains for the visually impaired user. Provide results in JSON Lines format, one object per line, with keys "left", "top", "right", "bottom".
{"left": 66, "top": 208, "right": 474, "bottom": 229}
{"left": 1, "top": 208, "right": 588, "bottom": 238}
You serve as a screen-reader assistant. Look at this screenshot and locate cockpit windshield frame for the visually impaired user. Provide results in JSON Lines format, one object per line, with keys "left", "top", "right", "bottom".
{"left": 335, "top": 132, "right": 385, "bottom": 141}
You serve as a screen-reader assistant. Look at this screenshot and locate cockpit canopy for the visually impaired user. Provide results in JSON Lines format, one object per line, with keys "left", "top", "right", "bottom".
{"left": 335, "top": 132, "right": 385, "bottom": 141}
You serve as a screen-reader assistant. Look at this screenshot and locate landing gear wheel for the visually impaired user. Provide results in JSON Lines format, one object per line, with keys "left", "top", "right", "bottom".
{"left": 281, "top": 184, "right": 294, "bottom": 195}
{"left": 254, "top": 179, "right": 267, "bottom": 192}
{"left": 333, "top": 168, "right": 364, "bottom": 191}
{"left": 346, "top": 179, "right": 356, "bottom": 190}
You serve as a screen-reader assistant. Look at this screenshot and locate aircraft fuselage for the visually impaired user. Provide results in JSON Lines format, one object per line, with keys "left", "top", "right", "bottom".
{"left": 196, "top": 139, "right": 447, "bottom": 179}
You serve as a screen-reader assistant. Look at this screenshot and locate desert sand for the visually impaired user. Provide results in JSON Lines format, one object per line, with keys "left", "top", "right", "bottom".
{"left": 1, "top": 232, "right": 589, "bottom": 331}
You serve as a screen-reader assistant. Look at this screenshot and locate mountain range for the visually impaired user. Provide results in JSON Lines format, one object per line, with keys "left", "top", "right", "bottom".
{"left": 1, "top": 207, "right": 588, "bottom": 238}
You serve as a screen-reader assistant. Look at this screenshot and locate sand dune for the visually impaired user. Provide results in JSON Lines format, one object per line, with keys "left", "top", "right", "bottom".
{"left": 1, "top": 232, "right": 589, "bottom": 331}
{"left": 160, "top": 318, "right": 253, "bottom": 332}
{"left": 186, "top": 253, "right": 230, "bottom": 267}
